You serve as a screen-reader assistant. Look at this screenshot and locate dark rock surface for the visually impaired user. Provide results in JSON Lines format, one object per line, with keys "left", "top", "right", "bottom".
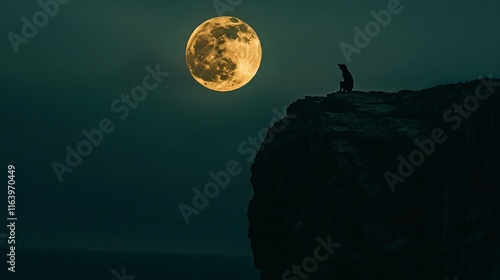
{"left": 248, "top": 79, "right": 500, "bottom": 280}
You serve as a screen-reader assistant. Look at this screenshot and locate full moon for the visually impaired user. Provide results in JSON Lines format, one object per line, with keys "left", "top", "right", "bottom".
{"left": 186, "top": 16, "right": 262, "bottom": 92}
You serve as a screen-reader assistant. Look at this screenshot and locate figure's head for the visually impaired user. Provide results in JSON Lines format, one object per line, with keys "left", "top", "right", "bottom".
{"left": 338, "top": 64, "right": 348, "bottom": 71}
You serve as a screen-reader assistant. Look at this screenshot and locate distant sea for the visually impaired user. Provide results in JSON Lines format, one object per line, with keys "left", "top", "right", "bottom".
{"left": 2, "top": 247, "right": 260, "bottom": 280}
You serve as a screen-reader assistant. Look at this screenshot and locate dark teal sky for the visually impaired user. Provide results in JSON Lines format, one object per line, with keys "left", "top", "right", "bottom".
{"left": 1, "top": 0, "right": 499, "bottom": 256}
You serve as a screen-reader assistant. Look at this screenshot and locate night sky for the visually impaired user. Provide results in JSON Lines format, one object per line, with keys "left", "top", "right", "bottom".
{"left": 1, "top": 0, "right": 499, "bottom": 257}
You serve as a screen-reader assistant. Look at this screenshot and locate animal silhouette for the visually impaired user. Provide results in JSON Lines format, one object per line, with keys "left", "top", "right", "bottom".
{"left": 337, "top": 64, "right": 354, "bottom": 92}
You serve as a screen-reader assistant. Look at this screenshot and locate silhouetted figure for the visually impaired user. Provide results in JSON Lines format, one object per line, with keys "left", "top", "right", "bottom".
{"left": 337, "top": 64, "right": 354, "bottom": 92}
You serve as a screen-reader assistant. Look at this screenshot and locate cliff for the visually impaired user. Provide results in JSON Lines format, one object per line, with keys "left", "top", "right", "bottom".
{"left": 248, "top": 79, "right": 500, "bottom": 280}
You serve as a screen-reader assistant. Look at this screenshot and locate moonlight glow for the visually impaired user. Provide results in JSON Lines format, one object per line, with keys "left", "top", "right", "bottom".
{"left": 186, "top": 16, "right": 262, "bottom": 92}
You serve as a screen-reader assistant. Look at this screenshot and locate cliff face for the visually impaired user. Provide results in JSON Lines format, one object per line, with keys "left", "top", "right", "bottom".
{"left": 248, "top": 79, "right": 500, "bottom": 280}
